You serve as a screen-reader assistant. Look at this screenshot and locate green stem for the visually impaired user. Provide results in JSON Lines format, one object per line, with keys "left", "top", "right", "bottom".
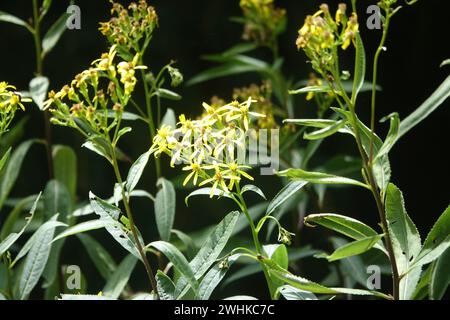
{"left": 139, "top": 67, "right": 161, "bottom": 178}
{"left": 235, "top": 184, "right": 277, "bottom": 299}
{"left": 32, "top": 0, "right": 53, "bottom": 179}
{"left": 369, "top": 11, "right": 391, "bottom": 163}
{"left": 111, "top": 152, "right": 158, "bottom": 296}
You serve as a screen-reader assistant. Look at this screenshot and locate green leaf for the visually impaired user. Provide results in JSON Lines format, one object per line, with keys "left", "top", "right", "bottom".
{"left": 0, "top": 193, "right": 40, "bottom": 256}
{"left": 11, "top": 219, "right": 66, "bottom": 266}
{"left": 430, "top": 247, "right": 450, "bottom": 300}
{"left": 175, "top": 211, "right": 240, "bottom": 298}
{"left": 154, "top": 178, "right": 176, "bottom": 242}
{"left": 77, "top": 234, "right": 117, "bottom": 280}
{"left": 261, "top": 257, "right": 389, "bottom": 298}
{"left": 385, "top": 183, "right": 422, "bottom": 300}
{"left": 233, "top": 202, "right": 267, "bottom": 236}
{"left": 277, "top": 285, "right": 318, "bottom": 300}
{"left": 440, "top": 59, "right": 450, "bottom": 68}
{"left": 374, "top": 113, "right": 400, "bottom": 162}
{"left": 156, "top": 270, "right": 175, "bottom": 300}
{"left": 198, "top": 254, "right": 241, "bottom": 300}
{"left": 103, "top": 254, "right": 137, "bottom": 299}
{"left": 187, "top": 56, "right": 269, "bottom": 85}
{"left": 0, "top": 140, "right": 35, "bottom": 210}
{"left": 241, "top": 184, "right": 266, "bottom": 200}
{"left": 41, "top": 180, "right": 72, "bottom": 288}
{"left": 277, "top": 168, "right": 369, "bottom": 190}
{"left": 52, "top": 145, "right": 77, "bottom": 200}
{"left": 330, "top": 237, "right": 368, "bottom": 287}
{"left": 52, "top": 220, "right": 114, "bottom": 242}
{"left": 304, "top": 120, "right": 347, "bottom": 141}
{"left": 29, "top": 76, "right": 49, "bottom": 110}
{"left": 17, "top": 215, "right": 63, "bottom": 300}
{"left": 333, "top": 108, "right": 391, "bottom": 192}
{"left": 288, "top": 86, "right": 332, "bottom": 95}
{"left": 148, "top": 241, "right": 198, "bottom": 294}
{"left": 265, "top": 244, "right": 288, "bottom": 294}
{"left": 43, "top": 180, "right": 71, "bottom": 222}
{"left": 325, "top": 235, "right": 383, "bottom": 262}
{"left": 185, "top": 187, "right": 231, "bottom": 206}
{"left": 0, "top": 148, "right": 11, "bottom": 173}
{"left": 156, "top": 88, "right": 181, "bottom": 101}
{"left": 161, "top": 108, "right": 176, "bottom": 128}
{"left": 398, "top": 75, "right": 450, "bottom": 140}
{"left": 89, "top": 192, "right": 142, "bottom": 260}
{"left": 42, "top": 13, "right": 70, "bottom": 57}
{"left": 0, "top": 11, "right": 30, "bottom": 30}
{"left": 126, "top": 150, "right": 150, "bottom": 193}
{"left": 41, "top": 0, "right": 53, "bottom": 17}
{"left": 351, "top": 33, "right": 366, "bottom": 101}
{"left": 266, "top": 181, "right": 308, "bottom": 216}
{"left": 283, "top": 119, "right": 341, "bottom": 129}
{"left": 411, "top": 204, "right": 450, "bottom": 268}
{"left": 304, "top": 213, "right": 386, "bottom": 253}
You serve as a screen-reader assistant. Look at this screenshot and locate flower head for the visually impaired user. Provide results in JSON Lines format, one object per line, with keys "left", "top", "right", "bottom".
{"left": 150, "top": 98, "right": 265, "bottom": 196}
{"left": 296, "top": 3, "right": 359, "bottom": 74}
{"left": 99, "top": 0, "right": 158, "bottom": 59}
{"left": 44, "top": 46, "right": 146, "bottom": 137}
{"left": 240, "top": 0, "right": 286, "bottom": 47}
{"left": 0, "top": 82, "right": 29, "bottom": 137}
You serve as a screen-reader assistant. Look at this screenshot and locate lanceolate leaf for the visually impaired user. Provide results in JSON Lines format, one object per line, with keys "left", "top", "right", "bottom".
{"left": 52, "top": 220, "right": 114, "bottom": 242}
{"left": 0, "top": 140, "right": 35, "bottom": 210}
{"left": 398, "top": 75, "right": 450, "bottom": 140}
{"left": 0, "top": 11, "right": 30, "bottom": 30}
{"left": 325, "top": 235, "right": 383, "bottom": 262}
{"left": 385, "top": 183, "right": 422, "bottom": 300}
{"left": 241, "top": 184, "right": 266, "bottom": 200}
{"left": 304, "top": 214, "right": 386, "bottom": 254}
{"left": 0, "top": 148, "right": 11, "bottom": 173}
{"left": 351, "top": 33, "right": 366, "bottom": 101}
{"left": 411, "top": 204, "right": 450, "bottom": 269}
{"left": 374, "top": 113, "right": 400, "bottom": 162}
{"left": 277, "top": 168, "right": 369, "bottom": 190}
{"left": 154, "top": 178, "right": 176, "bottom": 241}
{"left": 175, "top": 211, "right": 240, "bottom": 298}
{"left": 89, "top": 192, "right": 141, "bottom": 260}
{"left": 52, "top": 145, "right": 77, "bottom": 200}
{"left": 17, "top": 216, "right": 63, "bottom": 300}
{"left": 126, "top": 150, "right": 151, "bottom": 193}
{"left": 103, "top": 254, "right": 137, "bottom": 299}
{"left": 260, "top": 257, "right": 390, "bottom": 299}
{"left": 0, "top": 193, "right": 40, "bottom": 256}
{"left": 303, "top": 120, "right": 347, "bottom": 141}
{"left": 198, "top": 254, "right": 241, "bottom": 300}
{"left": 430, "top": 247, "right": 450, "bottom": 300}
{"left": 149, "top": 241, "right": 198, "bottom": 294}
{"left": 42, "top": 13, "right": 70, "bottom": 57}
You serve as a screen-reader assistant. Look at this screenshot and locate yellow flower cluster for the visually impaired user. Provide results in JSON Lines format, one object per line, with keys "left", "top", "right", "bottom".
{"left": 0, "top": 82, "right": 28, "bottom": 136}
{"left": 99, "top": 0, "right": 158, "bottom": 57}
{"left": 44, "top": 45, "right": 146, "bottom": 132}
{"left": 150, "top": 98, "right": 265, "bottom": 196}
{"left": 296, "top": 4, "right": 359, "bottom": 72}
{"left": 240, "top": 0, "right": 286, "bottom": 47}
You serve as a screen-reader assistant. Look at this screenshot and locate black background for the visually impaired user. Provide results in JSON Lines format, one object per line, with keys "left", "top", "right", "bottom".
{"left": 0, "top": 0, "right": 449, "bottom": 298}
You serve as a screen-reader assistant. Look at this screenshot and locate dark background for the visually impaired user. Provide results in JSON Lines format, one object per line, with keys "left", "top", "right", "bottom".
{"left": 0, "top": 0, "right": 449, "bottom": 298}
